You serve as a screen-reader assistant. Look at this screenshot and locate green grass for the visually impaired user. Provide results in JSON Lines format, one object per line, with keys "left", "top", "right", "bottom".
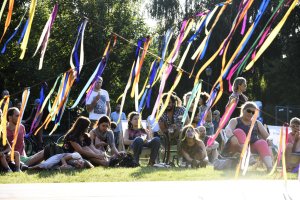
{"left": 0, "top": 165, "right": 298, "bottom": 184}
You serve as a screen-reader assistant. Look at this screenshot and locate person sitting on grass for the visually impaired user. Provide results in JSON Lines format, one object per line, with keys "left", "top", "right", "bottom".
{"left": 63, "top": 116, "right": 109, "bottom": 167}
{"left": 123, "top": 112, "right": 160, "bottom": 166}
{"left": 196, "top": 126, "right": 219, "bottom": 164}
{"left": 29, "top": 152, "right": 94, "bottom": 170}
{"left": 88, "top": 116, "right": 120, "bottom": 156}
{"left": 285, "top": 117, "right": 300, "bottom": 171}
{"left": 0, "top": 136, "right": 22, "bottom": 172}
{"left": 0, "top": 109, "right": 21, "bottom": 172}
{"left": 223, "top": 101, "right": 272, "bottom": 172}
{"left": 180, "top": 125, "right": 208, "bottom": 168}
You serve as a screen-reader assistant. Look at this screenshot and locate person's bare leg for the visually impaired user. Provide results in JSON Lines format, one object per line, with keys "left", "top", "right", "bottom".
{"left": 88, "top": 158, "right": 109, "bottom": 167}
{"left": 13, "top": 151, "right": 21, "bottom": 171}
{"left": 26, "top": 150, "right": 45, "bottom": 166}
{"left": 285, "top": 143, "right": 293, "bottom": 170}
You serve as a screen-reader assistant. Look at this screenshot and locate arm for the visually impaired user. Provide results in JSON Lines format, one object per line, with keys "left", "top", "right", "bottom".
{"left": 86, "top": 93, "right": 100, "bottom": 113}
{"left": 108, "top": 132, "right": 119, "bottom": 155}
{"left": 60, "top": 154, "right": 74, "bottom": 166}
{"left": 69, "top": 141, "right": 104, "bottom": 159}
{"left": 181, "top": 148, "right": 193, "bottom": 163}
{"left": 292, "top": 132, "right": 299, "bottom": 152}
{"left": 159, "top": 121, "right": 168, "bottom": 133}
{"left": 257, "top": 121, "right": 269, "bottom": 140}
{"left": 205, "top": 109, "right": 213, "bottom": 123}
{"left": 123, "top": 129, "right": 133, "bottom": 146}
{"left": 106, "top": 101, "right": 111, "bottom": 117}
{"left": 225, "top": 118, "right": 238, "bottom": 138}
{"left": 1, "top": 140, "right": 11, "bottom": 154}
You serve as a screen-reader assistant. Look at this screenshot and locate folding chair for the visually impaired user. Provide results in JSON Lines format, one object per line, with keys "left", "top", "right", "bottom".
{"left": 119, "top": 120, "right": 166, "bottom": 163}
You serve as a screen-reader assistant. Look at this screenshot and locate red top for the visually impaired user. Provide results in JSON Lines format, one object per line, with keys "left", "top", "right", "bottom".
{"left": 7, "top": 124, "right": 26, "bottom": 156}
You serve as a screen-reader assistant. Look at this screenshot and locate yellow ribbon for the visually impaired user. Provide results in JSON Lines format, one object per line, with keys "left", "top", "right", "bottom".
{"left": 245, "top": 0, "right": 298, "bottom": 71}
{"left": 117, "top": 61, "right": 135, "bottom": 123}
{"left": 0, "top": 0, "right": 14, "bottom": 44}
{"left": 155, "top": 71, "right": 183, "bottom": 121}
{"left": 235, "top": 109, "right": 259, "bottom": 178}
{"left": 0, "top": 96, "right": 10, "bottom": 146}
{"left": 0, "top": 0, "right": 8, "bottom": 23}
{"left": 11, "top": 88, "right": 30, "bottom": 161}
{"left": 20, "top": 0, "right": 37, "bottom": 59}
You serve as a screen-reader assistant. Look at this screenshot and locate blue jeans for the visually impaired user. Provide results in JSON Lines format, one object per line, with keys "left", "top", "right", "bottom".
{"left": 113, "top": 131, "right": 120, "bottom": 148}
{"left": 131, "top": 137, "right": 160, "bottom": 164}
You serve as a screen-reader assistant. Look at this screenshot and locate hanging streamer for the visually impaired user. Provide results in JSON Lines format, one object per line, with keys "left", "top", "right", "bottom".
{"left": 70, "top": 18, "right": 88, "bottom": 80}
{"left": 0, "top": 0, "right": 14, "bottom": 44}
{"left": 1, "top": 8, "right": 28, "bottom": 54}
{"left": 33, "top": 3, "right": 58, "bottom": 70}
{"left": 151, "top": 19, "right": 194, "bottom": 119}
{"left": 207, "top": 99, "right": 237, "bottom": 146}
{"left": 117, "top": 61, "right": 135, "bottom": 123}
{"left": 156, "top": 71, "right": 183, "bottom": 121}
{"left": 70, "top": 39, "right": 115, "bottom": 109}
{"left": 235, "top": 109, "right": 259, "bottom": 178}
{"left": 245, "top": 0, "right": 298, "bottom": 71}
{"left": 181, "top": 81, "right": 202, "bottom": 125}
{"left": 0, "top": 96, "right": 10, "bottom": 146}
{"left": 20, "top": 0, "right": 37, "bottom": 59}
{"left": 28, "top": 84, "right": 45, "bottom": 136}
{"left": 11, "top": 88, "right": 30, "bottom": 161}
{"left": 241, "top": 145, "right": 251, "bottom": 175}
{"left": 0, "top": 0, "right": 8, "bottom": 23}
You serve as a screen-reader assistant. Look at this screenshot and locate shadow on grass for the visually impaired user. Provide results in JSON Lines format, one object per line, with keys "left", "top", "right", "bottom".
{"left": 130, "top": 165, "right": 212, "bottom": 179}
{"left": 26, "top": 169, "right": 86, "bottom": 178}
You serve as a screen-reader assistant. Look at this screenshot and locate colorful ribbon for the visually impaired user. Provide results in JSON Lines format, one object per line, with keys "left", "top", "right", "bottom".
{"left": 33, "top": 3, "right": 58, "bottom": 70}
{"left": 0, "top": 96, "right": 10, "bottom": 146}
{"left": 11, "top": 88, "right": 30, "bottom": 161}
{"left": 70, "top": 18, "right": 88, "bottom": 80}
{"left": 235, "top": 109, "right": 259, "bottom": 178}
{"left": 20, "top": 0, "right": 37, "bottom": 59}
{"left": 70, "top": 40, "right": 115, "bottom": 109}
{"left": 0, "top": 0, "right": 14, "bottom": 44}
{"left": 1, "top": 8, "right": 27, "bottom": 54}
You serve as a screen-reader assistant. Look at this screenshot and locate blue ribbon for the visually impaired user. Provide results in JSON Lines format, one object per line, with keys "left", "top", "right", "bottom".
{"left": 18, "top": 19, "right": 29, "bottom": 44}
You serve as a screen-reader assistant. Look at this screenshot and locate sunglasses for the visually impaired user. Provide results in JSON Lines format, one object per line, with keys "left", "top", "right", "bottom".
{"left": 246, "top": 109, "right": 255, "bottom": 115}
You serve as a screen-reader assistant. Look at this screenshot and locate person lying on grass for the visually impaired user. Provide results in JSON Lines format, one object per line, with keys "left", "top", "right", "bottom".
{"left": 29, "top": 152, "right": 94, "bottom": 170}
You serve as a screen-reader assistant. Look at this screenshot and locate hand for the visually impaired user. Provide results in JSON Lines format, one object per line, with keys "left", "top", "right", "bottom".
{"left": 94, "top": 94, "right": 101, "bottom": 102}
{"left": 61, "top": 163, "right": 68, "bottom": 168}
{"left": 295, "top": 132, "right": 300, "bottom": 141}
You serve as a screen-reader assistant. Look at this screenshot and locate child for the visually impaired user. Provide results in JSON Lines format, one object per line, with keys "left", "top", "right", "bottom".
{"left": 286, "top": 117, "right": 300, "bottom": 171}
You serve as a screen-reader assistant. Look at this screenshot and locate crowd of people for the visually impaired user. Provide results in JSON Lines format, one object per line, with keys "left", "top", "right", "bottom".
{"left": 0, "top": 76, "right": 299, "bottom": 173}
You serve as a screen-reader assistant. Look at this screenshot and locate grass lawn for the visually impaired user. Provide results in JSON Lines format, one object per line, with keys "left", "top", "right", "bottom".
{"left": 0, "top": 165, "right": 298, "bottom": 184}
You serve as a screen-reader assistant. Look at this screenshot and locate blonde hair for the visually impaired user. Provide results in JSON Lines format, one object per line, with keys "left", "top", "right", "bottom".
{"left": 290, "top": 117, "right": 300, "bottom": 126}
{"left": 232, "top": 77, "right": 246, "bottom": 92}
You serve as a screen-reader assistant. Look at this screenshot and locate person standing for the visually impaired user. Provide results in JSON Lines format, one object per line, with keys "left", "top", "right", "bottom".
{"left": 226, "top": 77, "right": 248, "bottom": 118}
{"left": 86, "top": 77, "right": 111, "bottom": 129}
{"left": 110, "top": 103, "right": 126, "bottom": 147}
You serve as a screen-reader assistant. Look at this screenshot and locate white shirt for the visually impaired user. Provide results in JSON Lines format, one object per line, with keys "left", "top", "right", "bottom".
{"left": 86, "top": 89, "right": 110, "bottom": 120}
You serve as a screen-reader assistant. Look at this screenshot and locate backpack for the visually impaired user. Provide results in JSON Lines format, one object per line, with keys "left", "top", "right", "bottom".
{"left": 109, "top": 153, "right": 139, "bottom": 168}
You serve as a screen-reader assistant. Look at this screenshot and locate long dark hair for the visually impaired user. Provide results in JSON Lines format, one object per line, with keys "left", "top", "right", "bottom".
{"left": 127, "top": 111, "right": 140, "bottom": 130}
{"left": 64, "top": 116, "right": 91, "bottom": 140}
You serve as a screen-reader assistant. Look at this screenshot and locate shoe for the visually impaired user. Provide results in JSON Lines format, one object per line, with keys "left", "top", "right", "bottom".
{"left": 147, "top": 160, "right": 155, "bottom": 166}
{"left": 21, "top": 164, "right": 29, "bottom": 171}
